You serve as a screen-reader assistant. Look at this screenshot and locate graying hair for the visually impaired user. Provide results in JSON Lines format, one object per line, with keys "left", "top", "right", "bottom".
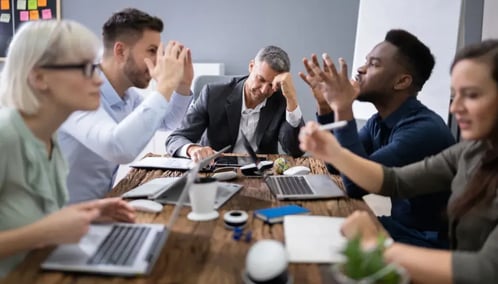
{"left": 254, "top": 45, "right": 290, "bottom": 72}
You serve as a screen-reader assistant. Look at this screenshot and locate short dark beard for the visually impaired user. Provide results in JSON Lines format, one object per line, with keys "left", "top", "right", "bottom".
{"left": 123, "top": 54, "right": 148, "bottom": 89}
{"left": 357, "top": 90, "right": 386, "bottom": 103}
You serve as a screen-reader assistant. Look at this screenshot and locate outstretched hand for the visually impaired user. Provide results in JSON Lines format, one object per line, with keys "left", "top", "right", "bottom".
{"left": 299, "top": 121, "right": 342, "bottom": 163}
{"left": 300, "top": 54, "right": 359, "bottom": 114}
{"left": 299, "top": 54, "right": 332, "bottom": 115}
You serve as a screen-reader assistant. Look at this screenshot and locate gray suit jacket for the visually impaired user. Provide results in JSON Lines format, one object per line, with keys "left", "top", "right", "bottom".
{"left": 166, "top": 76, "right": 304, "bottom": 157}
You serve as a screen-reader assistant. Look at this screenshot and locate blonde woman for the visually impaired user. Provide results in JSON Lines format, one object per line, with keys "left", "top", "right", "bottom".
{"left": 0, "top": 20, "right": 135, "bottom": 277}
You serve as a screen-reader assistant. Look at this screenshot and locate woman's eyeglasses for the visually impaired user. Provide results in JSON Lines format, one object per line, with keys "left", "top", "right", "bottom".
{"left": 40, "top": 62, "right": 100, "bottom": 78}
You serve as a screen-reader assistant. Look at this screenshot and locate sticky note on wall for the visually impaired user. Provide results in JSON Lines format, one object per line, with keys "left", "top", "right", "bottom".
{"left": 29, "top": 9, "right": 38, "bottom": 20}
{"left": 0, "top": 13, "right": 11, "bottom": 23}
{"left": 17, "top": 0, "right": 27, "bottom": 10}
{"left": 19, "top": 10, "right": 28, "bottom": 21}
{"left": 38, "top": 0, "right": 47, "bottom": 7}
{"left": 41, "top": 8, "right": 51, "bottom": 19}
{"left": 27, "top": 0, "right": 37, "bottom": 10}
{"left": 1, "top": 0, "right": 10, "bottom": 10}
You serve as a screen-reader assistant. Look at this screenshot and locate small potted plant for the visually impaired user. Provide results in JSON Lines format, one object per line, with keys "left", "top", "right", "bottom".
{"left": 331, "top": 236, "right": 409, "bottom": 284}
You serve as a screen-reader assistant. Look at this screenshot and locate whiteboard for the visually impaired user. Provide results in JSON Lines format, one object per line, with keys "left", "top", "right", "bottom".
{"left": 351, "top": 0, "right": 462, "bottom": 121}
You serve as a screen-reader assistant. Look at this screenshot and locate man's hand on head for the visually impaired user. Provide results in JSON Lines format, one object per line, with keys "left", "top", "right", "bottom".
{"left": 273, "top": 72, "right": 298, "bottom": 112}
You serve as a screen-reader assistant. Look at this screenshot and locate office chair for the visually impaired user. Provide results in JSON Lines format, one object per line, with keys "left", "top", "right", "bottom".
{"left": 191, "top": 75, "right": 235, "bottom": 101}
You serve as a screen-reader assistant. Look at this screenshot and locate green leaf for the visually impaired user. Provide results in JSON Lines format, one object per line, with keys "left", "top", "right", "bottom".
{"left": 337, "top": 234, "right": 402, "bottom": 284}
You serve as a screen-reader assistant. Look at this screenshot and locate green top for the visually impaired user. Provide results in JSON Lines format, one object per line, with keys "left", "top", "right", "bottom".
{"left": 381, "top": 141, "right": 498, "bottom": 284}
{"left": 0, "top": 108, "right": 68, "bottom": 277}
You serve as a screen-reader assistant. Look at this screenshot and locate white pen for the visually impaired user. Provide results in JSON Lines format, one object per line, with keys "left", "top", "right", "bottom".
{"left": 319, "top": 120, "right": 348, "bottom": 131}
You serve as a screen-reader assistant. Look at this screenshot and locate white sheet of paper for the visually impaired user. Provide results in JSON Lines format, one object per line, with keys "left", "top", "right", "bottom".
{"left": 284, "top": 215, "right": 347, "bottom": 263}
{"left": 129, "top": 156, "right": 193, "bottom": 170}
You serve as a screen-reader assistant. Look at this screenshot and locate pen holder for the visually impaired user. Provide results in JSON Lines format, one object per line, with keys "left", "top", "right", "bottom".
{"left": 224, "top": 210, "right": 249, "bottom": 229}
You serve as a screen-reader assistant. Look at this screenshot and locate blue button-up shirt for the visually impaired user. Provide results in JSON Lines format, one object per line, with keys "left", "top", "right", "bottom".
{"left": 317, "top": 97, "right": 455, "bottom": 232}
{"left": 58, "top": 73, "right": 192, "bottom": 203}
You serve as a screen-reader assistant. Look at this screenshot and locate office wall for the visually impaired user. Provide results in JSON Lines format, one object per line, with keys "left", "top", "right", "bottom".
{"left": 61, "top": 0, "right": 360, "bottom": 121}
{"left": 482, "top": 0, "right": 498, "bottom": 39}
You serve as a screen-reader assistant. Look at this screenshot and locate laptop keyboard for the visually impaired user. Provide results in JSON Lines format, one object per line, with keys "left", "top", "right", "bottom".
{"left": 87, "top": 225, "right": 150, "bottom": 266}
{"left": 272, "top": 176, "right": 314, "bottom": 195}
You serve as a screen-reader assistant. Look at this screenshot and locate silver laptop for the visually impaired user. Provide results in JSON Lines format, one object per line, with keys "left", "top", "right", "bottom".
{"left": 122, "top": 176, "right": 242, "bottom": 209}
{"left": 240, "top": 133, "right": 345, "bottom": 200}
{"left": 264, "top": 174, "right": 345, "bottom": 200}
{"left": 121, "top": 145, "right": 241, "bottom": 208}
{"left": 41, "top": 152, "right": 213, "bottom": 276}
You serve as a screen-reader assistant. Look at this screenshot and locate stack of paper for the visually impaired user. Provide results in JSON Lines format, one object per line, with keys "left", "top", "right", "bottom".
{"left": 284, "top": 215, "right": 347, "bottom": 263}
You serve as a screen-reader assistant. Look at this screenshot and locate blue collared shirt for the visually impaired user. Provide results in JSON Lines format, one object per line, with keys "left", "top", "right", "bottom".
{"left": 317, "top": 97, "right": 455, "bottom": 231}
{"left": 58, "top": 73, "right": 192, "bottom": 203}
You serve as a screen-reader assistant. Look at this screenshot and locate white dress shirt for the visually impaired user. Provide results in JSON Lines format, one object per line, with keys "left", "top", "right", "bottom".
{"left": 58, "top": 73, "right": 192, "bottom": 203}
{"left": 178, "top": 88, "right": 302, "bottom": 157}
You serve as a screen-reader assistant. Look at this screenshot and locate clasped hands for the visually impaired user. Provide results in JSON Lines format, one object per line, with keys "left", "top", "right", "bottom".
{"left": 145, "top": 40, "right": 194, "bottom": 99}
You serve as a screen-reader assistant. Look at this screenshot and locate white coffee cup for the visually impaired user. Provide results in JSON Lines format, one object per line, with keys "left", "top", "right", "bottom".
{"left": 187, "top": 177, "right": 219, "bottom": 221}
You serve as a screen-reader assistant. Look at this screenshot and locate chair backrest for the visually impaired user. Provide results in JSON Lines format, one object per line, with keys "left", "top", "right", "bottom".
{"left": 192, "top": 75, "right": 235, "bottom": 101}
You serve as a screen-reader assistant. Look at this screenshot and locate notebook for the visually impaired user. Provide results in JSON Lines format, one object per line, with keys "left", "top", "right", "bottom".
{"left": 40, "top": 152, "right": 214, "bottom": 276}
{"left": 254, "top": 205, "right": 310, "bottom": 224}
{"left": 284, "top": 215, "right": 347, "bottom": 263}
{"left": 240, "top": 132, "right": 345, "bottom": 200}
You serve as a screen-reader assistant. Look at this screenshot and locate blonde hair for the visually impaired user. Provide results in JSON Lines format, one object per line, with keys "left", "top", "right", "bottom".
{"left": 0, "top": 20, "right": 100, "bottom": 114}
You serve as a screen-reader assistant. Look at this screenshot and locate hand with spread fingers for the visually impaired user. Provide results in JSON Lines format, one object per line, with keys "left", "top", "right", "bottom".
{"left": 144, "top": 41, "right": 189, "bottom": 100}
{"left": 176, "top": 48, "right": 194, "bottom": 96}
{"left": 301, "top": 53, "right": 360, "bottom": 118}
{"left": 272, "top": 72, "right": 299, "bottom": 112}
{"left": 299, "top": 54, "right": 332, "bottom": 115}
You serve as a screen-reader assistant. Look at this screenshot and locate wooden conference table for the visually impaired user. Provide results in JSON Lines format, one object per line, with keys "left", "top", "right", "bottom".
{"left": 4, "top": 154, "right": 370, "bottom": 284}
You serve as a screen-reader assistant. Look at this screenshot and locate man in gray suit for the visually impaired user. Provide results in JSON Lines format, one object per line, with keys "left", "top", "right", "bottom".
{"left": 166, "top": 45, "right": 304, "bottom": 161}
